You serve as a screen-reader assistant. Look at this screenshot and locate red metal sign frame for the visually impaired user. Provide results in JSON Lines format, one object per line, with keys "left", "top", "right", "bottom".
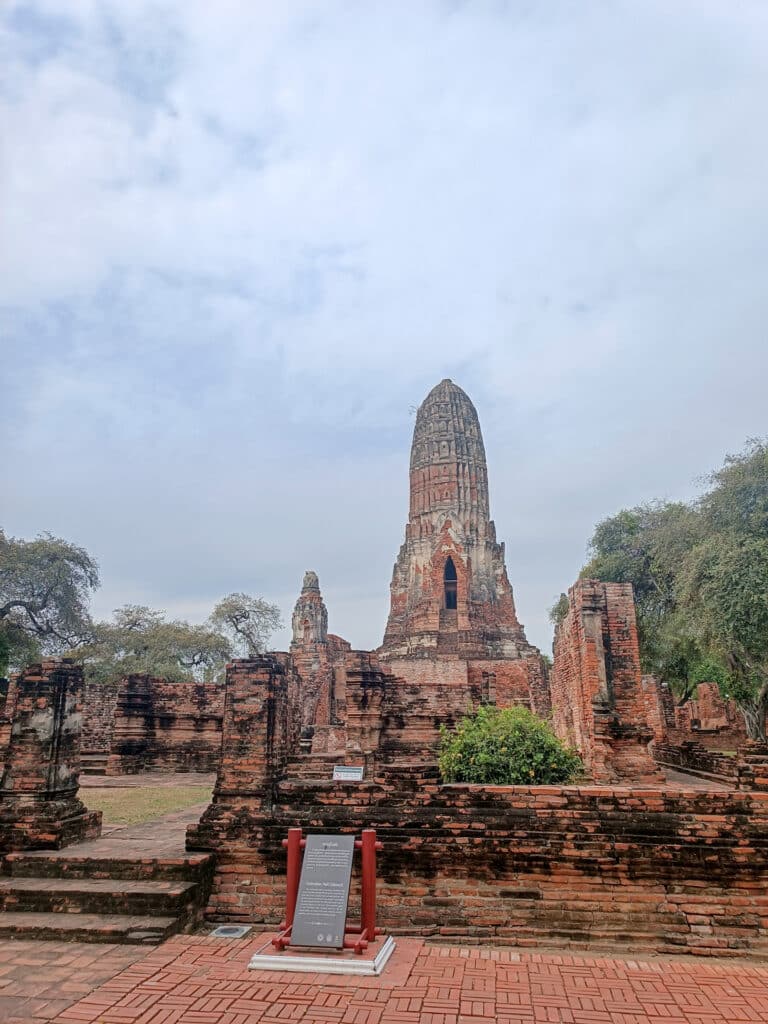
{"left": 271, "top": 828, "right": 383, "bottom": 955}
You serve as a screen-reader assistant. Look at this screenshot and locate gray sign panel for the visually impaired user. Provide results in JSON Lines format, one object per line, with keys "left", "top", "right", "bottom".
{"left": 332, "top": 765, "right": 364, "bottom": 782}
{"left": 291, "top": 834, "right": 355, "bottom": 950}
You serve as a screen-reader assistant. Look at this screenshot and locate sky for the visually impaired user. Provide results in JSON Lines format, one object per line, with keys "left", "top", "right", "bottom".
{"left": 2, "top": 1, "right": 768, "bottom": 655}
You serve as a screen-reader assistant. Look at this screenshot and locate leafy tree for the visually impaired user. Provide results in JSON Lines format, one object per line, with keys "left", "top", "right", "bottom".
{"left": 675, "top": 441, "right": 768, "bottom": 739}
{"left": 209, "top": 592, "right": 282, "bottom": 657}
{"left": 581, "top": 439, "right": 768, "bottom": 739}
{"left": 0, "top": 530, "right": 99, "bottom": 675}
{"left": 581, "top": 502, "right": 703, "bottom": 687}
{"left": 438, "top": 705, "right": 582, "bottom": 785}
{"left": 77, "top": 605, "right": 233, "bottom": 684}
{"left": 679, "top": 536, "right": 768, "bottom": 737}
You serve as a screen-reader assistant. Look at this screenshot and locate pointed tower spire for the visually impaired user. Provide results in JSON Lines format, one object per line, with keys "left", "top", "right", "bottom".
{"left": 381, "top": 380, "right": 534, "bottom": 660}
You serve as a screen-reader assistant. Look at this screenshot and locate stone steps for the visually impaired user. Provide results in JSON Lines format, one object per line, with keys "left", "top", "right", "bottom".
{"left": 1, "top": 838, "right": 214, "bottom": 943}
{"left": 0, "top": 877, "right": 197, "bottom": 917}
{"left": 80, "top": 752, "right": 109, "bottom": 776}
{"left": 5, "top": 850, "right": 212, "bottom": 881}
{"left": 0, "top": 911, "right": 179, "bottom": 944}
{"left": 285, "top": 753, "right": 341, "bottom": 781}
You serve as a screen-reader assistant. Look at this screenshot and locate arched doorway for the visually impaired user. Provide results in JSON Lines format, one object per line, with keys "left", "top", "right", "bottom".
{"left": 444, "top": 557, "right": 457, "bottom": 609}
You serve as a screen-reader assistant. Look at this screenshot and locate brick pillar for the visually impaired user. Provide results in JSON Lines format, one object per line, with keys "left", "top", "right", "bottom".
{"left": 0, "top": 659, "right": 102, "bottom": 850}
{"left": 551, "top": 581, "right": 663, "bottom": 783}
{"left": 187, "top": 656, "right": 291, "bottom": 851}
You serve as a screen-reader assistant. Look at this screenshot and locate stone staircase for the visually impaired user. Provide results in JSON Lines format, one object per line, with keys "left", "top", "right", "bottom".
{"left": 80, "top": 751, "right": 109, "bottom": 776}
{"left": 285, "top": 752, "right": 341, "bottom": 781}
{"left": 0, "top": 804, "right": 215, "bottom": 944}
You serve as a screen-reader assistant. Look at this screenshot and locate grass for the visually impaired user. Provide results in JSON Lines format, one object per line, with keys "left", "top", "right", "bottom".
{"left": 84, "top": 785, "right": 213, "bottom": 825}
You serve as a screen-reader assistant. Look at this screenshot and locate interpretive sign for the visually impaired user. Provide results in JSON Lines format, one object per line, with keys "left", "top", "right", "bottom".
{"left": 332, "top": 765, "right": 364, "bottom": 782}
{"left": 290, "top": 834, "right": 355, "bottom": 949}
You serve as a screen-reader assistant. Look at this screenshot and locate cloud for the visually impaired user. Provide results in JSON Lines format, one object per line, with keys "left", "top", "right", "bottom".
{"left": 2, "top": 0, "right": 768, "bottom": 653}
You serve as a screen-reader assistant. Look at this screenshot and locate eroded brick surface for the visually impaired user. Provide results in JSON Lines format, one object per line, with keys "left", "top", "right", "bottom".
{"left": 106, "top": 675, "right": 224, "bottom": 775}
{"left": 551, "top": 581, "right": 662, "bottom": 783}
{"left": 0, "top": 659, "right": 101, "bottom": 851}
{"left": 378, "top": 379, "right": 550, "bottom": 742}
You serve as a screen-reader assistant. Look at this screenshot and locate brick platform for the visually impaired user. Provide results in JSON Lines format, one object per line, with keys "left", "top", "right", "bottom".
{"left": 33, "top": 932, "right": 768, "bottom": 1024}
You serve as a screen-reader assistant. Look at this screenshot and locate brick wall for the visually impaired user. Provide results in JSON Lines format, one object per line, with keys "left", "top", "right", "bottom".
{"left": 106, "top": 675, "right": 224, "bottom": 774}
{"left": 673, "top": 683, "right": 747, "bottom": 748}
{"left": 653, "top": 741, "right": 739, "bottom": 782}
{"left": 81, "top": 678, "right": 121, "bottom": 754}
{"left": 551, "top": 580, "right": 661, "bottom": 782}
{"left": 189, "top": 772, "right": 768, "bottom": 957}
{"left": 188, "top": 653, "right": 768, "bottom": 957}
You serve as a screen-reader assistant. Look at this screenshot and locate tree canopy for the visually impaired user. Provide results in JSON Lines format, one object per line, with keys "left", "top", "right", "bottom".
{"left": 76, "top": 605, "right": 234, "bottom": 684}
{"left": 581, "top": 439, "right": 768, "bottom": 739}
{"left": 208, "top": 593, "right": 282, "bottom": 657}
{"left": 0, "top": 530, "right": 100, "bottom": 676}
{"left": 0, "top": 528, "right": 283, "bottom": 684}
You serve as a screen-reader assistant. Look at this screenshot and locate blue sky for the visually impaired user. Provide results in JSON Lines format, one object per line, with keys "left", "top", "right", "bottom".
{"left": 2, "top": 1, "right": 768, "bottom": 653}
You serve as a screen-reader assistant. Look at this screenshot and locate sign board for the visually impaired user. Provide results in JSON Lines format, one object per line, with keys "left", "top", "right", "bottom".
{"left": 332, "top": 765, "right": 364, "bottom": 782}
{"left": 291, "top": 834, "right": 355, "bottom": 949}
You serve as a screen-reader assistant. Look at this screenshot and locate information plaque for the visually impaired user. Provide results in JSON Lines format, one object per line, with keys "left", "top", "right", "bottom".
{"left": 332, "top": 765, "right": 364, "bottom": 782}
{"left": 290, "top": 834, "right": 355, "bottom": 949}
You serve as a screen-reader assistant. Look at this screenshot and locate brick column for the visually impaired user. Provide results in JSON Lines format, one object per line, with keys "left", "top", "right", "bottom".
{"left": 551, "top": 581, "right": 662, "bottom": 783}
{"left": 187, "top": 656, "right": 292, "bottom": 851}
{"left": 0, "top": 658, "right": 101, "bottom": 850}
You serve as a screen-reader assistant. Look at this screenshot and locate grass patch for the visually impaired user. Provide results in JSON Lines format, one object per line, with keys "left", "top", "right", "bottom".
{"left": 84, "top": 786, "right": 212, "bottom": 825}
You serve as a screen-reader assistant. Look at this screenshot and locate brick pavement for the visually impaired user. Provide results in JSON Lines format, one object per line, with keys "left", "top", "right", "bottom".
{"left": 0, "top": 939, "right": 148, "bottom": 1022}
{"left": 28, "top": 933, "right": 768, "bottom": 1024}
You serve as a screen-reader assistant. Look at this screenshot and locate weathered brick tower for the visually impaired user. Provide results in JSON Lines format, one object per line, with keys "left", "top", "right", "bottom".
{"left": 380, "top": 378, "right": 550, "bottom": 713}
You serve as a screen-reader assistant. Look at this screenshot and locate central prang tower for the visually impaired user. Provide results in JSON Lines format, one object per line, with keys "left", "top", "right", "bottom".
{"left": 383, "top": 379, "right": 530, "bottom": 657}
{"left": 380, "top": 379, "right": 549, "bottom": 714}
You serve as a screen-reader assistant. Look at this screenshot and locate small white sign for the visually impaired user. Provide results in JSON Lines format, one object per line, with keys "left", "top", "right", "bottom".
{"left": 332, "top": 765, "right": 364, "bottom": 782}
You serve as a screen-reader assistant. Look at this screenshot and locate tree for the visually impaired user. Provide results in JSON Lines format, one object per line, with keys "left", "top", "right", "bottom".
{"left": 679, "top": 534, "right": 768, "bottom": 738}
{"left": 677, "top": 441, "right": 768, "bottom": 739}
{"left": 0, "top": 530, "right": 99, "bottom": 675}
{"left": 77, "top": 605, "right": 233, "bottom": 684}
{"left": 581, "top": 502, "right": 703, "bottom": 689}
{"left": 438, "top": 705, "right": 582, "bottom": 785}
{"left": 581, "top": 439, "right": 768, "bottom": 739}
{"left": 209, "top": 592, "right": 282, "bottom": 657}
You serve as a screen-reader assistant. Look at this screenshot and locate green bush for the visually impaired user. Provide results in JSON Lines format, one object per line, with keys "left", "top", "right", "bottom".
{"left": 438, "top": 704, "right": 582, "bottom": 785}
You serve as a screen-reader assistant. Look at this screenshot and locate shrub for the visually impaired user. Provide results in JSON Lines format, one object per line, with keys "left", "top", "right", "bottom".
{"left": 438, "top": 704, "right": 582, "bottom": 785}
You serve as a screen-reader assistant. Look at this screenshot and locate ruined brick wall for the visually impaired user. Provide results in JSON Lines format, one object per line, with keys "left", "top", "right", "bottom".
{"left": 673, "top": 683, "right": 747, "bottom": 748}
{"left": 0, "top": 659, "right": 101, "bottom": 851}
{"left": 551, "top": 580, "right": 661, "bottom": 782}
{"left": 81, "top": 678, "right": 121, "bottom": 754}
{"left": 106, "top": 675, "right": 224, "bottom": 774}
{"left": 653, "top": 741, "right": 739, "bottom": 782}
{"left": 189, "top": 772, "right": 768, "bottom": 957}
{"left": 640, "top": 674, "right": 672, "bottom": 743}
{"left": 189, "top": 648, "right": 768, "bottom": 957}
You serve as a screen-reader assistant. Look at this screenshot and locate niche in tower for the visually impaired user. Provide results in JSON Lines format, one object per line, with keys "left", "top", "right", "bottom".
{"left": 444, "top": 557, "right": 458, "bottom": 610}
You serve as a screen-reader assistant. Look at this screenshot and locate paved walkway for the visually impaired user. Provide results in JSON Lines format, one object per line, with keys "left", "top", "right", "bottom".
{"left": 0, "top": 939, "right": 148, "bottom": 1022}
{"left": 6, "top": 932, "right": 755, "bottom": 1024}
{"left": 13, "top": 801, "right": 209, "bottom": 862}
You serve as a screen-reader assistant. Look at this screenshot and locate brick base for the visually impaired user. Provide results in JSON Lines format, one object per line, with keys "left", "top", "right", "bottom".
{"left": 188, "top": 774, "right": 768, "bottom": 957}
{"left": 0, "top": 799, "right": 102, "bottom": 852}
